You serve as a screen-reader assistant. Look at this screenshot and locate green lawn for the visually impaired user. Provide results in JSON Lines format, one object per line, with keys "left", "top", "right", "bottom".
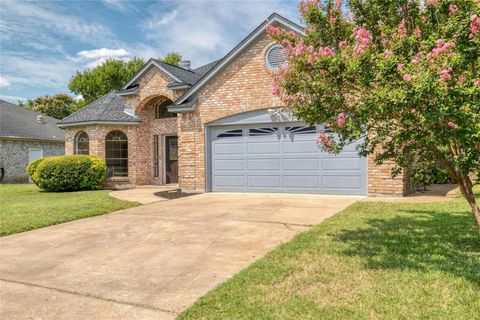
{"left": 0, "top": 184, "right": 139, "bottom": 236}
{"left": 179, "top": 190, "right": 480, "bottom": 319}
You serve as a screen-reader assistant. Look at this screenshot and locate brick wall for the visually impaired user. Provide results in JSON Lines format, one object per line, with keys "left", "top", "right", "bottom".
{"left": 0, "top": 139, "right": 64, "bottom": 183}
{"left": 64, "top": 67, "right": 183, "bottom": 186}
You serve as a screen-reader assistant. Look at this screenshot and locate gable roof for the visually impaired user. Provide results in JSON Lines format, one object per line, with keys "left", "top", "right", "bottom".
{"left": 171, "top": 13, "right": 304, "bottom": 108}
{"left": 0, "top": 99, "right": 65, "bottom": 142}
{"left": 122, "top": 58, "right": 219, "bottom": 90}
{"left": 57, "top": 91, "right": 141, "bottom": 127}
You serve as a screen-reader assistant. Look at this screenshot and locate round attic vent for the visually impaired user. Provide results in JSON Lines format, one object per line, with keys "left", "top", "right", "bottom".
{"left": 265, "top": 44, "right": 286, "bottom": 71}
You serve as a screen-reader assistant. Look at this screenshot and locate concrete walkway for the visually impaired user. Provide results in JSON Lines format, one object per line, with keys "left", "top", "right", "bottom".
{"left": 0, "top": 193, "right": 362, "bottom": 320}
{"left": 109, "top": 185, "right": 179, "bottom": 204}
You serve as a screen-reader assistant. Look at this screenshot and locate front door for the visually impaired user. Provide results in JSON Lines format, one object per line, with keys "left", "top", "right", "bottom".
{"left": 165, "top": 136, "right": 178, "bottom": 184}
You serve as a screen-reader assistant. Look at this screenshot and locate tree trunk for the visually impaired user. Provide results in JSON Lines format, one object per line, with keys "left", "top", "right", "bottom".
{"left": 457, "top": 174, "right": 480, "bottom": 228}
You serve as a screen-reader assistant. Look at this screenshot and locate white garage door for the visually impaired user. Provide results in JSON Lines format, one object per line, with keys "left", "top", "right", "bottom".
{"left": 210, "top": 124, "right": 367, "bottom": 195}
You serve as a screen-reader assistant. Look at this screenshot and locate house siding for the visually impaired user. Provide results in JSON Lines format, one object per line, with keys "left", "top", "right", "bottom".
{"left": 0, "top": 139, "right": 64, "bottom": 183}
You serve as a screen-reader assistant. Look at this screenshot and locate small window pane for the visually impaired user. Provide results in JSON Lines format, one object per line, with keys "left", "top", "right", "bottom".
{"left": 155, "top": 99, "right": 176, "bottom": 119}
{"left": 248, "top": 127, "right": 279, "bottom": 136}
{"left": 217, "top": 129, "right": 243, "bottom": 138}
{"left": 285, "top": 126, "right": 317, "bottom": 135}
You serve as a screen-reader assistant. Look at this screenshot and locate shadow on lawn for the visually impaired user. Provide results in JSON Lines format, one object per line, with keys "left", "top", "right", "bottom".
{"left": 334, "top": 208, "right": 480, "bottom": 285}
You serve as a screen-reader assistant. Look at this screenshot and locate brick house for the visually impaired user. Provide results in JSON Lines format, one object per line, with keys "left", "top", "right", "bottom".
{"left": 0, "top": 99, "right": 65, "bottom": 183}
{"left": 58, "top": 13, "right": 409, "bottom": 196}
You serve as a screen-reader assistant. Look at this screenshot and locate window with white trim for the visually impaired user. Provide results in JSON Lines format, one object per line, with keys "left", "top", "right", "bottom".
{"left": 74, "top": 131, "right": 89, "bottom": 155}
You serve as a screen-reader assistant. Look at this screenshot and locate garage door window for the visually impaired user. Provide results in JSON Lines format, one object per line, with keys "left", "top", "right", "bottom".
{"left": 285, "top": 126, "right": 317, "bottom": 135}
{"left": 217, "top": 129, "right": 243, "bottom": 138}
{"left": 248, "top": 127, "right": 278, "bottom": 136}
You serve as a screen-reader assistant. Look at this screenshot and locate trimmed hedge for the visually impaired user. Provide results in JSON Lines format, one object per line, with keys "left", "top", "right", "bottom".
{"left": 27, "top": 155, "right": 107, "bottom": 192}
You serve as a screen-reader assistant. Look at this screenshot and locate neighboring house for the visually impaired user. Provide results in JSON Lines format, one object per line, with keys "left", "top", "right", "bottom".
{"left": 58, "top": 13, "right": 409, "bottom": 196}
{"left": 0, "top": 99, "right": 65, "bottom": 183}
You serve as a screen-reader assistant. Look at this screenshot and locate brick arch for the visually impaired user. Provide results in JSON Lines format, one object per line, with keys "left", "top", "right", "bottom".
{"left": 135, "top": 94, "right": 174, "bottom": 113}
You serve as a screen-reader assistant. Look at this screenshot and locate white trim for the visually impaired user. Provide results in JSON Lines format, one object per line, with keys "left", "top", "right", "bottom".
{"left": 174, "top": 14, "right": 304, "bottom": 106}
{"left": 122, "top": 60, "right": 182, "bottom": 89}
{"left": 58, "top": 121, "right": 141, "bottom": 128}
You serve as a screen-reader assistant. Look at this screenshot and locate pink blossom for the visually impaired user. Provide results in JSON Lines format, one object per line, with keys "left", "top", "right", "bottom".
{"left": 265, "top": 24, "right": 281, "bottom": 37}
{"left": 384, "top": 50, "right": 393, "bottom": 59}
{"left": 330, "top": 16, "right": 337, "bottom": 24}
{"left": 335, "top": 0, "right": 342, "bottom": 10}
{"left": 426, "top": 0, "right": 438, "bottom": 5}
{"left": 337, "top": 112, "right": 346, "bottom": 127}
{"left": 338, "top": 40, "right": 347, "bottom": 48}
{"left": 352, "top": 26, "right": 371, "bottom": 56}
{"left": 397, "top": 64, "right": 404, "bottom": 71}
{"left": 411, "top": 109, "right": 417, "bottom": 114}
{"left": 449, "top": 4, "right": 458, "bottom": 13}
{"left": 321, "top": 47, "right": 334, "bottom": 56}
{"left": 438, "top": 68, "right": 452, "bottom": 82}
{"left": 317, "top": 131, "right": 334, "bottom": 152}
{"left": 458, "top": 75, "right": 466, "bottom": 83}
{"left": 403, "top": 74, "right": 412, "bottom": 82}
{"left": 308, "top": 0, "right": 319, "bottom": 4}
{"left": 474, "top": 79, "right": 480, "bottom": 86}
{"left": 470, "top": 15, "right": 480, "bottom": 37}
{"left": 398, "top": 19, "right": 407, "bottom": 39}
{"left": 422, "top": 16, "right": 427, "bottom": 24}
{"left": 411, "top": 58, "right": 419, "bottom": 64}
{"left": 447, "top": 121, "right": 459, "bottom": 129}
{"left": 414, "top": 28, "right": 421, "bottom": 38}
{"left": 272, "top": 81, "right": 279, "bottom": 96}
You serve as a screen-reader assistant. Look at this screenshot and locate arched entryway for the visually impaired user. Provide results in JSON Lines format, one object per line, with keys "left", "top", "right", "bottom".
{"left": 134, "top": 95, "right": 178, "bottom": 185}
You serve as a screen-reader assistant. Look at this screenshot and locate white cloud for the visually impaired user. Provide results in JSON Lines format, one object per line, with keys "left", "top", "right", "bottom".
{"left": 0, "top": 1, "right": 118, "bottom": 49}
{"left": 0, "top": 95, "right": 27, "bottom": 103}
{"left": 0, "top": 76, "right": 11, "bottom": 87}
{"left": 77, "top": 48, "right": 131, "bottom": 60}
{"left": 139, "top": 1, "right": 300, "bottom": 67}
{"left": 101, "top": 0, "right": 136, "bottom": 12}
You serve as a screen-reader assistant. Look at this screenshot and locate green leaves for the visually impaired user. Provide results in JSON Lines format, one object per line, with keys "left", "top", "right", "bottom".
{"left": 68, "top": 57, "right": 145, "bottom": 105}
{"left": 19, "top": 93, "right": 83, "bottom": 119}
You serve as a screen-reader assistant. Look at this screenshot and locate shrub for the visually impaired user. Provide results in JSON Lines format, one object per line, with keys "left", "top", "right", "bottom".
{"left": 26, "top": 157, "right": 45, "bottom": 186}
{"left": 29, "top": 155, "right": 107, "bottom": 192}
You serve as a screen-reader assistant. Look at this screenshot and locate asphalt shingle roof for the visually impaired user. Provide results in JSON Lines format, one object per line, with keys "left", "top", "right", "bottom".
{"left": 0, "top": 99, "right": 65, "bottom": 142}
{"left": 57, "top": 91, "right": 141, "bottom": 126}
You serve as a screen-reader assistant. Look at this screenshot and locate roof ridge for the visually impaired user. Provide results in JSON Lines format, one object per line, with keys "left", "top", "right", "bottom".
{"left": 59, "top": 91, "right": 115, "bottom": 123}
{"left": 153, "top": 58, "right": 197, "bottom": 74}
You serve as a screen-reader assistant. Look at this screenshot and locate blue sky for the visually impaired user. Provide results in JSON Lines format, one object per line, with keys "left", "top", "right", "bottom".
{"left": 0, "top": 0, "right": 301, "bottom": 103}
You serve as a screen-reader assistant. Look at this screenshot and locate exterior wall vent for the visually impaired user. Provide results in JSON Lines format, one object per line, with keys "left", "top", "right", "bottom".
{"left": 36, "top": 115, "right": 45, "bottom": 124}
{"left": 265, "top": 44, "right": 286, "bottom": 71}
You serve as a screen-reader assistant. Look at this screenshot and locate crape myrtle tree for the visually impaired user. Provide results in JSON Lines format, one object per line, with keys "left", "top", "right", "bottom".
{"left": 267, "top": 0, "right": 480, "bottom": 225}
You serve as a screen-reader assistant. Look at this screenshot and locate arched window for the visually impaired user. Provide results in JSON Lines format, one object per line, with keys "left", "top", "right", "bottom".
{"left": 75, "top": 131, "right": 89, "bottom": 155}
{"left": 154, "top": 99, "right": 176, "bottom": 119}
{"left": 105, "top": 130, "right": 128, "bottom": 178}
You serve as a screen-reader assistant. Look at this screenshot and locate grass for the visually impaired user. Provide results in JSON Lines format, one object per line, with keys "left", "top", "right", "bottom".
{"left": 0, "top": 184, "right": 139, "bottom": 236}
{"left": 179, "top": 188, "right": 480, "bottom": 320}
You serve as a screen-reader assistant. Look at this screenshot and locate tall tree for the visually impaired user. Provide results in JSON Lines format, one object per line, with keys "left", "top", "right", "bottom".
{"left": 160, "top": 52, "right": 182, "bottom": 66}
{"left": 19, "top": 94, "right": 85, "bottom": 119}
{"left": 268, "top": 0, "right": 480, "bottom": 225}
{"left": 68, "top": 57, "right": 145, "bottom": 104}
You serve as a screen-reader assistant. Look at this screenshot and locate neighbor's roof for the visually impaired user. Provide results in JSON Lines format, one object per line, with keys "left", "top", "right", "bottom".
{"left": 0, "top": 99, "right": 65, "bottom": 142}
{"left": 57, "top": 91, "right": 141, "bottom": 127}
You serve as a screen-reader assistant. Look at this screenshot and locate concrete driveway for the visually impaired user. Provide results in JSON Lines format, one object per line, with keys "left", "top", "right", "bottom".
{"left": 0, "top": 193, "right": 361, "bottom": 320}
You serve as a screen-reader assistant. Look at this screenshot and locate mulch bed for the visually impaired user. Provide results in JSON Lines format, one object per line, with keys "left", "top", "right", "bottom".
{"left": 153, "top": 189, "right": 199, "bottom": 200}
